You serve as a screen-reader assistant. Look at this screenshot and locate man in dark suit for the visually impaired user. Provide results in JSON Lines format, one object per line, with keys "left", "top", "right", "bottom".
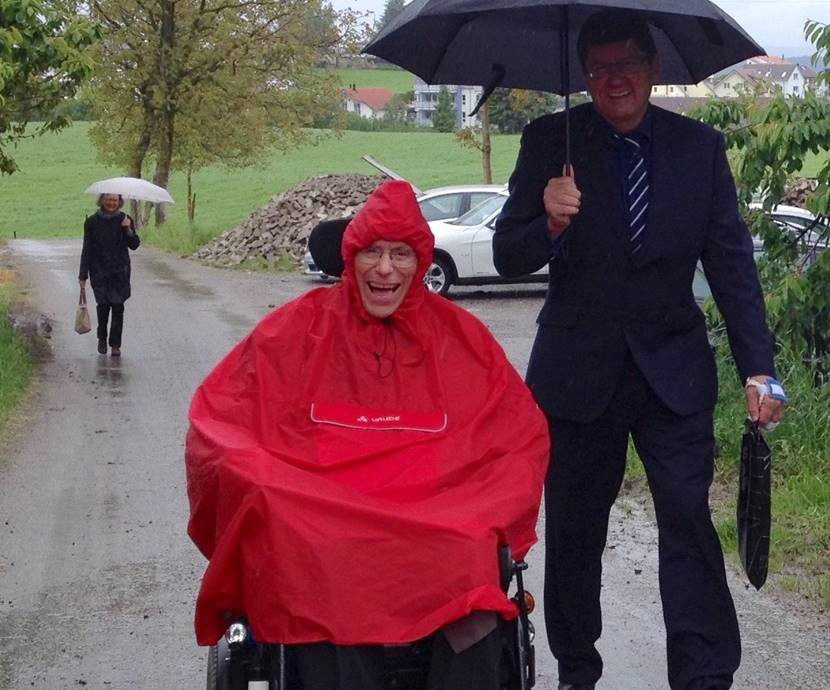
{"left": 493, "top": 9, "right": 786, "bottom": 690}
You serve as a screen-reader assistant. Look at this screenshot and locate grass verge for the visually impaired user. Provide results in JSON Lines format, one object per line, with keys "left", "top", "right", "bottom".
{"left": 0, "top": 262, "right": 33, "bottom": 433}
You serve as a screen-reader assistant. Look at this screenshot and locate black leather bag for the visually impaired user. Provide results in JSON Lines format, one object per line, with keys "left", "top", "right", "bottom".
{"left": 737, "top": 420, "right": 772, "bottom": 590}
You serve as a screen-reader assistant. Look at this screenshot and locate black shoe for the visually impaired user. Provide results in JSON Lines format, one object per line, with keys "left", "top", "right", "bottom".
{"left": 97, "top": 339, "right": 107, "bottom": 354}
{"left": 558, "top": 684, "right": 596, "bottom": 690}
{"left": 111, "top": 346, "right": 121, "bottom": 357}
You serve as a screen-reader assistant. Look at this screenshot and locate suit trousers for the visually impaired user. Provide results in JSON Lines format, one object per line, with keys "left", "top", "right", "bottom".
{"left": 96, "top": 303, "right": 125, "bottom": 347}
{"left": 544, "top": 353, "right": 740, "bottom": 689}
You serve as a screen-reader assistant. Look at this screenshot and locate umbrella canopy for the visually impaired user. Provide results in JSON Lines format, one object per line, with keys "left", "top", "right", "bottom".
{"left": 84, "top": 177, "right": 175, "bottom": 204}
{"left": 364, "top": 0, "right": 764, "bottom": 95}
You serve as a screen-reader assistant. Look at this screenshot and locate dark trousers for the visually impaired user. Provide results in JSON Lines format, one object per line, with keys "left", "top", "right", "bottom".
{"left": 292, "top": 628, "right": 502, "bottom": 690}
{"left": 96, "top": 303, "right": 125, "bottom": 347}
{"left": 544, "top": 355, "right": 740, "bottom": 690}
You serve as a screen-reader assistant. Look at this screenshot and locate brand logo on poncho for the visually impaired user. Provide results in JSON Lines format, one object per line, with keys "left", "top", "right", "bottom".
{"left": 357, "top": 414, "right": 401, "bottom": 423}
{"left": 311, "top": 403, "right": 447, "bottom": 433}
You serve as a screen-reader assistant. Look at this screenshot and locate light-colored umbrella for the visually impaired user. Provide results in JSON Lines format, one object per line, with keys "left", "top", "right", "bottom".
{"left": 84, "top": 176, "right": 175, "bottom": 204}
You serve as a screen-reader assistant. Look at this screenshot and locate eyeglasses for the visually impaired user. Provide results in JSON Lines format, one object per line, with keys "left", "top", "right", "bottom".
{"left": 585, "top": 56, "right": 649, "bottom": 81}
{"left": 356, "top": 245, "right": 417, "bottom": 268}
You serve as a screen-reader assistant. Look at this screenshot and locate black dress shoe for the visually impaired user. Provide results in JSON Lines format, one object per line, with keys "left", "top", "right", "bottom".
{"left": 97, "top": 338, "right": 107, "bottom": 354}
{"left": 558, "top": 684, "right": 596, "bottom": 690}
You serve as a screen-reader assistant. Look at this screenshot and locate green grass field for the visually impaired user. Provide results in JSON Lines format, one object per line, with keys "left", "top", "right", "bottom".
{"left": 0, "top": 123, "right": 521, "bottom": 242}
{"left": 329, "top": 67, "right": 415, "bottom": 93}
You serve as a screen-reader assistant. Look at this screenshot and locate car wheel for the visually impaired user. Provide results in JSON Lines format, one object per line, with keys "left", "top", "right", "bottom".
{"left": 425, "top": 256, "right": 453, "bottom": 296}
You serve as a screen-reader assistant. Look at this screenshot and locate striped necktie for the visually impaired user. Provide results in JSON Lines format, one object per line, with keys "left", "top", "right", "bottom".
{"left": 615, "top": 134, "right": 649, "bottom": 254}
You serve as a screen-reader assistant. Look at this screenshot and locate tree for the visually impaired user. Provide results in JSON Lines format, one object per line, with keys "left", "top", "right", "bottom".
{"left": 384, "top": 91, "right": 413, "bottom": 123}
{"left": 432, "top": 87, "right": 456, "bottom": 132}
{"left": 456, "top": 102, "right": 493, "bottom": 183}
{"left": 0, "top": 0, "right": 99, "bottom": 174}
{"left": 378, "top": 0, "right": 405, "bottom": 30}
{"left": 488, "top": 88, "right": 559, "bottom": 134}
{"left": 693, "top": 19, "right": 830, "bottom": 370}
{"left": 86, "top": 0, "right": 352, "bottom": 224}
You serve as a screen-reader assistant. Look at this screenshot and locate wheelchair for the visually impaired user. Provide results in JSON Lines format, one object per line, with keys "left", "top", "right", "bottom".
{"left": 205, "top": 545, "right": 536, "bottom": 690}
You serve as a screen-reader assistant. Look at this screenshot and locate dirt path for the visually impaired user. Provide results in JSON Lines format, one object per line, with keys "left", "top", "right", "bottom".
{"left": 0, "top": 240, "right": 827, "bottom": 689}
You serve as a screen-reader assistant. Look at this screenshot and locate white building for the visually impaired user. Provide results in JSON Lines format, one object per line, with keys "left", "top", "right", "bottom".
{"left": 411, "top": 78, "right": 483, "bottom": 128}
{"left": 651, "top": 80, "right": 716, "bottom": 98}
{"left": 745, "top": 63, "right": 818, "bottom": 97}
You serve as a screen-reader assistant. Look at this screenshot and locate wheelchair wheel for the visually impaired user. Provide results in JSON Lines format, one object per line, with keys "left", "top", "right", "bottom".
{"left": 206, "top": 636, "right": 248, "bottom": 690}
{"left": 206, "top": 642, "right": 224, "bottom": 690}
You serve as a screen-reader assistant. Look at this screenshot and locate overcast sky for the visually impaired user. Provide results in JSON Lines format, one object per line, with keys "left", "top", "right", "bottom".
{"left": 331, "top": 0, "right": 828, "bottom": 55}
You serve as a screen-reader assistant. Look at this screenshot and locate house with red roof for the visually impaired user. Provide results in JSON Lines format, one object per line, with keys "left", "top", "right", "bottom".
{"left": 344, "top": 87, "right": 395, "bottom": 119}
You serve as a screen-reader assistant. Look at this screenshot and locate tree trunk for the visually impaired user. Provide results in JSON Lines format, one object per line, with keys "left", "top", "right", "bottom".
{"left": 187, "top": 166, "right": 196, "bottom": 222}
{"left": 128, "top": 107, "right": 154, "bottom": 229}
{"left": 480, "top": 102, "right": 493, "bottom": 184}
{"left": 153, "top": 1, "right": 176, "bottom": 226}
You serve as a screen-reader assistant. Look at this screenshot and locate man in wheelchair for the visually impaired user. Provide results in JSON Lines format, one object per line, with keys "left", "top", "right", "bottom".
{"left": 185, "top": 180, "right": 550, "bottom": 689}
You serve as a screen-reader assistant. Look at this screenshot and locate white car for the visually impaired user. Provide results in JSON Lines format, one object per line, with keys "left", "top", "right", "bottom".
{"left": 417, "top": 183, "right": 507, "bottom": 222}
{"left": 425, "top": 192, "right": 548, "bottom": 296}
{"left": 303, "top": 183, "right": 507, "bottom": 278}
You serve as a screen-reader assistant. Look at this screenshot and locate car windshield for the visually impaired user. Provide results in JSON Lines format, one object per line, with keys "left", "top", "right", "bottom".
{"left": 452, "top": 195, "right": 506, "bottom": 226}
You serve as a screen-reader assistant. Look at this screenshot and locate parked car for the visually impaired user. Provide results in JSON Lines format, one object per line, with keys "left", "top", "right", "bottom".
{"left": 425, "top": 192, "right": 549, "bottom": 296}
{"left": 693, "top": 204, "right": 828, "bottom": 302}
{"left": 303, "top": 183, "right": 507, "bottom": 278}
{"left": 416, "top": 183, "right": 507, "bottom": 222}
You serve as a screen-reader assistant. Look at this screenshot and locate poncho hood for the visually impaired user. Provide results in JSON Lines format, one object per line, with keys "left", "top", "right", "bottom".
{"left": 340, "top": 179, "right": 434, "bottom": 323}
{"left": 185, "top": 182, "right": 549, "bottom": 647}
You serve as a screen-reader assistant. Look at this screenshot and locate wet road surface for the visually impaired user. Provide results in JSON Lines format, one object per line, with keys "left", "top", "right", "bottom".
{"left": 0, "top": 240, "right": 827, "bottom": 689}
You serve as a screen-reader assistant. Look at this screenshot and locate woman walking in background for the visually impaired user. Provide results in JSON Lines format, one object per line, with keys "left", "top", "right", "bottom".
{"left": 79, "top": 193, "right": 140, "bottom": 357}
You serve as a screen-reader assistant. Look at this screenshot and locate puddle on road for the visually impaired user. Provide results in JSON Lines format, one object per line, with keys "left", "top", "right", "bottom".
{"left": 142, "top": 255, "right": 213, "bottom": 299}
{"left": 95, "top": 357, "right": 126, "bottom": 398}
{"left": 6, "top": 239, "right": 79, "bottom": 262}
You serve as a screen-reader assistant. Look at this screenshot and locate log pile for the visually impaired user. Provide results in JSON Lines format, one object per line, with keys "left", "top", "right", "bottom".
{"left": 780, "top": 177, "right": 819, "bottom": 208}
{"left": 193, "top": 173, "right": 383, "bottom": 267}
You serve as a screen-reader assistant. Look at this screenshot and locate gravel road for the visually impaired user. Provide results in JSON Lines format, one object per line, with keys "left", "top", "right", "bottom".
{"left": 0, "top": 239, "right": 827, "bottom": 689}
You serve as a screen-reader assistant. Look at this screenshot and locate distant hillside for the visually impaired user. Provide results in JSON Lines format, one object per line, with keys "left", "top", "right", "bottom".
{"left": 788, "top": 54, "right": 828, "bottom": 70}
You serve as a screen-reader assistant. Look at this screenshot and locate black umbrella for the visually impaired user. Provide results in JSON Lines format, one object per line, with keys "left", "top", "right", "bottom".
{"left": 364, "top": 0, "right": 764, "bottom": 163}
{"left": 737, "top": 419, "right": 772, "bottom": 590}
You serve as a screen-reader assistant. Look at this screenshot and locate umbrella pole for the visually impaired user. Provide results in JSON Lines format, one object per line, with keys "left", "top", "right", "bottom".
{"left": 560, "top": 7, "right": 571, "bottom": 170}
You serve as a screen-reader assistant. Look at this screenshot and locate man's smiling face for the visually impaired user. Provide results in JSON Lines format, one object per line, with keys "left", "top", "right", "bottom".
{"left": 354, "top": 240, "right": 417, "bottom": 319}
{"left": 584, "top": 39, "right": 658, "bottom": 133}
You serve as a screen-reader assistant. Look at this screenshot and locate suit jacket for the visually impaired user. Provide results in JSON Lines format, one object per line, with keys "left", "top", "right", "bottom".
{"left": 493, "top": 103, "right": 775, "bottom": 423}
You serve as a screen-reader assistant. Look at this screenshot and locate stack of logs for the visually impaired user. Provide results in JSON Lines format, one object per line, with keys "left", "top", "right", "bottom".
{"left": 193, "top": 173, "right": 383, "bottom": 268}
{"left": 780, "top": 177, "right": 819, "bottom": 208}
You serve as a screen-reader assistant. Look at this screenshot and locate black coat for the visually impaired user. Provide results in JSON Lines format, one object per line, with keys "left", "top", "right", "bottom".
{"left": 493, "top": 104, "right": 776, "bottom": 423}
{"left": 79, "top": 211, "right": 141, "bottom": 305}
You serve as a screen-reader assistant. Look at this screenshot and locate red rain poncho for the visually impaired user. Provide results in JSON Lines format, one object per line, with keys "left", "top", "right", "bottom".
{"left": 186, "top": 180, "right": 549, "bottom": 646}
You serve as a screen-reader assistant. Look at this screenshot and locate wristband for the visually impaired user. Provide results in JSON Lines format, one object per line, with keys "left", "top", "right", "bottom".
{"left": 745, "top": 377, "right": 788, "bottom": 405}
